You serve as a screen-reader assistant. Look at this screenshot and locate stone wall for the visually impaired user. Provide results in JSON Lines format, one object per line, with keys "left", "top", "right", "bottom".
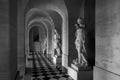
{"left": 0, "top": 0, "right": 18, "bottom": 80}
{"left": 94, "top": 0, "right": 120, "bottom": 80}
{"left": 17, "top": 0, "right": 26, "bottom": 76}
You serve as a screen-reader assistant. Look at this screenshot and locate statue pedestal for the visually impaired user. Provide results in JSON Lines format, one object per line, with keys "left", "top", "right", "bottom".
{"left": 68, "top": 64, "right": 93, "bottom": 80}
{"left": 53, "top": 56, "right": 57, "bottom": 65}
{"left": 53, "top": 55, "right": 62, "bottom": 67}
{"left": 56, "top": 56, "right": 62, "bottom": 67}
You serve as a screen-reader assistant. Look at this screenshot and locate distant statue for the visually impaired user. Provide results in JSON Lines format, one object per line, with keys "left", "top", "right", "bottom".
{"left": 53, "top": 29, "right": 62, "bottom": 57}
{"left": 73, "top": 18, "right": 88, "bottom": 67}
{"left": 42, "top": 38, "right": 47, "bottom": 55}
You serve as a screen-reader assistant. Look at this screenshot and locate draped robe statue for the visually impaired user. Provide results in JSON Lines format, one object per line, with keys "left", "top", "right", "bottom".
{"left": 52, "top": 29, "right": 62, "bottom": 65}
{"left": 73, "top": 18, "right": 88, "bottom": 67}
{"left": 53, "top": 29, "right": 62, "bottom": 57}
{"left": 42, "top": 38, "right": 47, "bottom": 55}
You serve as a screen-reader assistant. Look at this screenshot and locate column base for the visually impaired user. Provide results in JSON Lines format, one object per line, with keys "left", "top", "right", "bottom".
{"left": 62, "top": 66, "right": 68, "bottom": 73}
{"left": 71, "top": 63, "right": 92, "bottom": 71}
{"left": 68, "top": 64, "right": 93, "bottom": 80}
{"left": 52, "top": 55, "right": 62, "bottom": 66}
{"left": 62, "top": 54, "right": 68, "bottom": 70}
{"left": 56, "top": 56, "right": 62, "bottom": 67}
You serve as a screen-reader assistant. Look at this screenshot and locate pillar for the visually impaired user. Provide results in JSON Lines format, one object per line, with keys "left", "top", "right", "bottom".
{"left": 17, "top": 0, "right": 25, "bottom": 77}
{"left": 0, "top": 0, "right": 17, "bottom": 80}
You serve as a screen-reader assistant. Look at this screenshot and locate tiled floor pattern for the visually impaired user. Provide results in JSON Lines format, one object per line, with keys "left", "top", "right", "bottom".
{"left": 25, "top": 51, "right": 73, "bottom": 80}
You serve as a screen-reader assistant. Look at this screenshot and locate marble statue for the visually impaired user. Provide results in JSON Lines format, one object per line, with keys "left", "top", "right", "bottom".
{"left": 73, "top": 18, "right": 88, "bottom": 67}
{"left": 42, "top": 38, "right": 47, "bottom": 55}
{"left": 53, "top": 29, "right": 62, "bottom": 57}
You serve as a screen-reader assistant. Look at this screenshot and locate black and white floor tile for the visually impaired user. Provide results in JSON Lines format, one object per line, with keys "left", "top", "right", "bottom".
{"left": 25, "top": 51, "right": 73, "bottom": 80}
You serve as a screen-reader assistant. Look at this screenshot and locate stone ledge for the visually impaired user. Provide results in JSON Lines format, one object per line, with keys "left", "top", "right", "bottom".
{"left": 71, "top": 63, "right": 92, "bottom": 71}
{"left": 94, "top": 66, "right": 120, "bottom": 80}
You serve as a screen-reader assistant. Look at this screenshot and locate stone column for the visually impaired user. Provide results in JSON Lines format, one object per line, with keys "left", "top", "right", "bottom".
{"left": 62, "top": 14, "right": 68, "bottom": 71}
{"left": 17, "top": 0, "right": 25, "bottom": 77}
{"left": 0, "top": 0, "right": 18, "bottom": 80}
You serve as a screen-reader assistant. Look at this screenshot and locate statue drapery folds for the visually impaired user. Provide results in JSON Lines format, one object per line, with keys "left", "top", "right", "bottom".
{"left": 73, "top": 17, "right": 88, "bottom": 67}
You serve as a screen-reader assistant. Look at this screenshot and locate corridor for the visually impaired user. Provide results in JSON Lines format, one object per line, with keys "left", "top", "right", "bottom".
{"left": 25, "top": 51, "right": 73, "bottom": 80}
{"left": 2, "top": 0, "right": 120, "bottom": 80}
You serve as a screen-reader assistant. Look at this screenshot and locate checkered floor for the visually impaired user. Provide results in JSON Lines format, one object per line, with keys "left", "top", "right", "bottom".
{"left": 25, "top": 51, "right": 73, "bottom": 80}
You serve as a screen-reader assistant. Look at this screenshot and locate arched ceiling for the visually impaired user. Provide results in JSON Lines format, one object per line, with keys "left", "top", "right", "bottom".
{"left": 25, "top": 8, "right": 62, "bottom": 34}
{"left": 25, "top": 0, "right": 67, "bottom": 15}
{"left": 29, "top": 22, "right": 47, "bottom": 37}
{"left": 29, "top": 26, "right": 39, "bottom": 34}
{"left": 47, "top": 10, "right": 62, "bottom": 34}
{"left": 28, "top": 21, "right": 48, "bottom": 42}
{"left": 27, "top": 18, "right": 53, "bottom": 33}
{"left": 24, "top": 0, "right": 69, "bottom": 60}
{"left": 25, "top": 0, "right": 68, "bottom": 33}
{"left": 25, "top": 9, "right": 52, "bottom": 26}
{"left": 29, "top": 25, "right": 46, "bottom": 43}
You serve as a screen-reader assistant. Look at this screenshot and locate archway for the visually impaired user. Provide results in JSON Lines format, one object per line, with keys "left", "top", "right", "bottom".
{"left": 25, "top": 0, "right": 68, "bottom": 71}
{"left": 29, "top": 26, "right": 46, "bottom": 52}
{"left": 25, "top": 21, "right": 48, "bottom": 68}
{"left": 26, "top": 18, "right": 53, "bottom": 58}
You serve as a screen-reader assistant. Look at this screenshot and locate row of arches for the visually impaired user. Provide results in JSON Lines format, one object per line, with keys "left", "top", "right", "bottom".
{"left": 24, "top": 0, "right": 69, "bottom": 70}
{"left": 1, "top": 0, "right": 96, "bottom": 80}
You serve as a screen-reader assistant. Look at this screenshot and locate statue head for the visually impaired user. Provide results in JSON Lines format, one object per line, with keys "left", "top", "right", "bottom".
{"left": 77, "top": 17, "right": 84, "bottom": 24}
{"left": 76, "top": 17, "right": 85, "bottom": 28}
{"left": 54, "top": 29, "right": 57, "bottom": 34}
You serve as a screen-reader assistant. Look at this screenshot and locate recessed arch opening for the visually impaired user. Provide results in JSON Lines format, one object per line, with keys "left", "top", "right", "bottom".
{"left": 25, "top": 0, "right": 68, "bottom": 69}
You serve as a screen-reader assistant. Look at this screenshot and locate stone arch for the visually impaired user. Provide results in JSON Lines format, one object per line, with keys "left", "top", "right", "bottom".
{"left": 27, "top": 18, "right": 54, "bottom": 57}
{"left": 25, "top": 0, "right": 68, "bottom": 69}
{"left": 29, "top": 26, "right": 41, "bottom": 52}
